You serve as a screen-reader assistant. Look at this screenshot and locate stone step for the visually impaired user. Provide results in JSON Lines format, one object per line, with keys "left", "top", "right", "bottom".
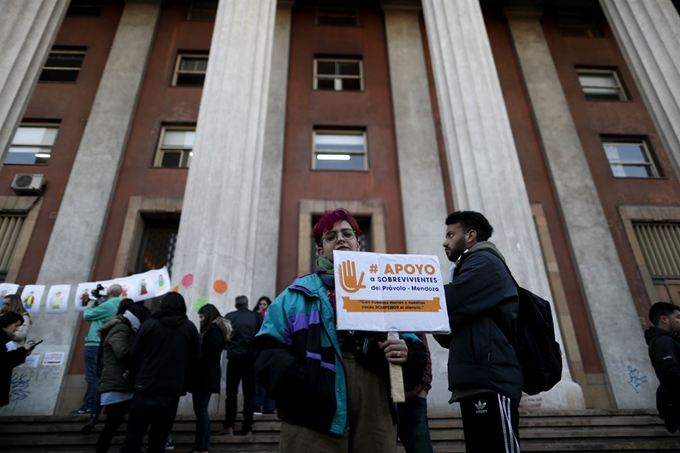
{"left": 1, "top": 410, "right": 679, "bottom": 453}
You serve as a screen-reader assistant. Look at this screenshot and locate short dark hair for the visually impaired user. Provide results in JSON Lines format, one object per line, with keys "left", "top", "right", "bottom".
{"left": 0, "top": 311, "right": 23, "bottom": 328}
{"left": 445, "top": 211, "right": 494, "bottom": 242}
{"left": 649, "top": 302, "right": 680, "bottom": 327}
{"left": 235, "top": 295, "right": 248, "bottom": 308}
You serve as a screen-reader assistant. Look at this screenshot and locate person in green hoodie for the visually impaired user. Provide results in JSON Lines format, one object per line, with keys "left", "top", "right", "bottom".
{"left": 71, "top": 284, "right": 122, "bottom": 415}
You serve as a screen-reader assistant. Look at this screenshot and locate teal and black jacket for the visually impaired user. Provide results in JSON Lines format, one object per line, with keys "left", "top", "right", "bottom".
{"left": 253, "top": 273, "right": 426, "bottom": 436}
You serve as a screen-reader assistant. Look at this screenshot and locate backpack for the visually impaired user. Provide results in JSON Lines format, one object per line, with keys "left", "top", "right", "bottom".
{"left": 498, "top": 260, "right": 563, "bottom": 395}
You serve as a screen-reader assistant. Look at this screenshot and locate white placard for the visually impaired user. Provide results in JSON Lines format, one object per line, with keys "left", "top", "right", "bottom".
{"left": 334, "top": 251, "right": 450, "bottom": 333}
{"left": 74, "top": 282, "right": 96, "bottom": 312}
{"left": 45, "top": 285, "right": 71, "bottom": 314}
{"left": 21, "top": 285, "right": 45, "bottom": 314}
{"left": 0, "top": 283, "right": 19, "bottom": 298}
{"left": 43, "top": 352, "right": 65, "bottom": 366}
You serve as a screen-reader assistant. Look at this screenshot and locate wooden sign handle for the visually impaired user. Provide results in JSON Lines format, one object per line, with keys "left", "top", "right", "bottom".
{"left": 388, "top": 331, "right": 405, "bottom": 403}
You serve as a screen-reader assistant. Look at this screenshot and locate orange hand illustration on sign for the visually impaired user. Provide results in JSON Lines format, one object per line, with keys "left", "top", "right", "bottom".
{"left": 338, "top": 259, "right": 367, "bottom": 293}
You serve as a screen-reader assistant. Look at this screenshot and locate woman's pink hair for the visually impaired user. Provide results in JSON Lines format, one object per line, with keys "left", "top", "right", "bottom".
{"left": 311, "top": 208, "right": 362, "bottom": 246}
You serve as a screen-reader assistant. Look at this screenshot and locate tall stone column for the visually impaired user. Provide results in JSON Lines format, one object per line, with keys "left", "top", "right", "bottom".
{"left": 421, "top": 0, "right": 584, "bottom": 409}
{"left": 171, "top": 0, "right": 277, "bottom": 315}
{"left": 600, "top": 0, "right": 680, "bottom": 177}
{"left": 0, "top": 0, "right": 69, "bottom": 165}
{"left": 383, "top": 3, "right": 450, "bottom": 415}
{"left": 251, "top": 1, "right": 293, "bottom": 303}
{"left": 19, "top": 1, "right": 161, "bottom": 416}
{"left": 506, "top": 7, "right": 655, "bottom": 409}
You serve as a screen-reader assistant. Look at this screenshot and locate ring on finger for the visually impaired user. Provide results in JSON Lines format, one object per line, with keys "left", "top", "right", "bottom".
{"left": 396, "top": 350, "right": 401, "bottom": 358}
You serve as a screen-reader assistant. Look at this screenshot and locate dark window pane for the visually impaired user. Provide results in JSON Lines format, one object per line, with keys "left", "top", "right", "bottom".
{"left": 160, "top": 152, "right": 182, "bottom": 167}
{"left": 188, "top": 0, "right": 218, "bottom": 21}
{"left": 317, "top": 78, "right": 335, "bottom": 90}
{"left": 136, "top": 218, "right": 179, "bottom": 274}
{"left": 342, "top": 78, "right": 361, "bottom": 91}
{"left": 317, "top": 61, "right": 336, "bottom": 75}
{"left": 584, "top": 90, "right": 622, "bottom": 101}
{"left": 176, "top": 73, "right": 205, "bottom": 86}
{"left": 39, "top": 68, "right": 79, "bottom": 83}
{"left": 337, "top": 62, "right": 360, "bottom": 76}
{"left": 66, "top": 0, "right": 103, "bottom": 17}
{"left": 45, "top": 52, "right": 85, "bottom": 68}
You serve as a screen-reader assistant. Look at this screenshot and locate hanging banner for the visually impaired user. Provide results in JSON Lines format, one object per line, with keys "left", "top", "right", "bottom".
{"left": 45, "top": 285, "right": 71, "bottom": 314}
{"left": 74, "top": 283, "right": 97, "bottom": 312}
{"left": 334, "top": 251, "right": 450, "bottom": 333}
{"left": 0, "top": 283, "right": 19, "bottom": 298}
{"left": 21, "top": 285, "right": 45, "bottom": 314}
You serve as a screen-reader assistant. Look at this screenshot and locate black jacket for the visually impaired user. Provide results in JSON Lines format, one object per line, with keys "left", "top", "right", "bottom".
{"left": 225, "top": 307, "right": 262, "bottom": 357}
{"left": 434, "top": 242, "right": 523, "bottom": 403}
{"left": 1, "top": 329, "right": 27, "bottom": 406}
{"left": 189, "top": 318, "right": 231, "bottom": 394}
{"left": 129, "top": 313, "right": 201, "bottom": 396}
{"left": 645, "top": 326, "right": 680, "bottom": 388}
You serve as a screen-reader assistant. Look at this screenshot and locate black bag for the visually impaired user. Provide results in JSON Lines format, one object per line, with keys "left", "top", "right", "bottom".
{"left": 499, "top": 261, "right": 563, "bottom": 395}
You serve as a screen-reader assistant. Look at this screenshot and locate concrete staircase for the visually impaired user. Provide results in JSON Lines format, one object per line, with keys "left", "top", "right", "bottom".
{"left": 1, "top": 410, "right": 679, "bottom": 452}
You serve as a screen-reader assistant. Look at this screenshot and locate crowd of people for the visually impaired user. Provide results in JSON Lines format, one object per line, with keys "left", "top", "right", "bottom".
{"left": 2, "top": 207, "right": 680, "bottom": 453}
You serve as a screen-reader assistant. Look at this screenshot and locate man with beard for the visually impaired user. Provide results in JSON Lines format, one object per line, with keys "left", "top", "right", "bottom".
{"left": 435, "top": 211, "right": 522, "bottom": 453}
{"left": 254, "top": 208, "right": 426, "bottom": 452}
{"left": 645, "top": 302, "right": 680, "bottom": 433}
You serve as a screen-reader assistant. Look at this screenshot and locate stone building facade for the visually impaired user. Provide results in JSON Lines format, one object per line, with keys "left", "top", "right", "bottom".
{"left": 1, "top": 0, "right": 679, "bottom": 416}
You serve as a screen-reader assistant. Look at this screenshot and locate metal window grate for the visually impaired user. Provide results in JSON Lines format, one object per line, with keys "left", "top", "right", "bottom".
{"left": 0, "top": 215, "right": 24, "bottom": 271}
{"left": 633, "top": 223, "right": 680, "bottom": 277}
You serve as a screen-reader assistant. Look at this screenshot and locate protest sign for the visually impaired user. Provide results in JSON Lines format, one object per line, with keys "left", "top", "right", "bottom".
{"left": 334, "top": 251, "right": 450, "bottom": 333}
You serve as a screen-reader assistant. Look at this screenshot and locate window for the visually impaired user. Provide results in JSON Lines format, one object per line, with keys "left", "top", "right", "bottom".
{"left": 313, "top": 130, "right": 367, "bottom": 171}
{"left": 633, "top": 222, "right": 680, "bottom": 278}
{"left": 0, "top": 214, "right": 25, "bottom": 282}
{"left": 577, "top": 69, "right": 627, "bottom": 101}
{"left": 172, "top": 54, "right": 208, "bottom": 86}
{"left": 66, "top": 0, "right": 103, "bottom": 17}
{"left": 39, "top": 47, "right": 86, "bottom": 83}
{"left": 315, "top": 5, "right": 360, "bottom": 26}
{"left": 557, "top": 11, "right": 602, "bottom": 38}
{"left": 314, "top": 58, "right": 363, "bottom": 91}
{"left": 188, "top": 0, "right": 218, "bottom": 21}
{"left": 602, "top": 139, "right": 658, "bottom": 178}
{"left": 135, "top": 215, "right": 179, "bottom": 274}
{"left": 154, "top": 126, "right": 195, "bottom": 168}
{"left": 6, "top": 124, "right": 58, "bottom": 165}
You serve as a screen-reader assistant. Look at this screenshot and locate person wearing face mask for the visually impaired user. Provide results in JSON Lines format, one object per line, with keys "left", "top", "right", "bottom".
{"left": 1, "top": 312, "right": 36, "bottom": 407}
{"left": 253, "top": 208, "right": 426, "bottom": 453}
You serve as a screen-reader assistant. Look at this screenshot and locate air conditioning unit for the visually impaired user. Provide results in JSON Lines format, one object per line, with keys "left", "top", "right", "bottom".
{"left": 11, "top": 173, "right": 46, "bottom": 195}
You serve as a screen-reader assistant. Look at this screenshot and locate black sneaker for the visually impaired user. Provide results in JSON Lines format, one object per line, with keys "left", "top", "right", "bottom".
{"left": 165, "top": 440, "right": 174, "bottom": 450}
{"left": 70, "top": 408, "right": 92, "bottom": 415}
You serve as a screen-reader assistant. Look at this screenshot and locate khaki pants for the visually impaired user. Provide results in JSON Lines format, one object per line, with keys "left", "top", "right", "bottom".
{"left": 279, "top": 352, "right": 397, "bottom": 453}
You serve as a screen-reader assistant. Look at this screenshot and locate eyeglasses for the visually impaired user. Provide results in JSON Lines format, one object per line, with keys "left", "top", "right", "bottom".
{"left": 322, "top": 228, "right": 356, "bottom": 244}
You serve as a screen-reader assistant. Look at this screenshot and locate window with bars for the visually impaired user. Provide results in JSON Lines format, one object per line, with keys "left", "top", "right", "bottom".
{"left": 315, "top": 5, "right": 360, "bottom": 26}
{"left": 0, "top": 215, "right": 25, "bottom": 281}
{"left": 39, "top": 47, "right": 87, "bottom": 83}
{"left": 633, "top": 222, "right": 680, "bottom": 278}
{"left": 313, "top": 129, "right": 367, "bottom": 171}
{"left": 577, "top": 69, "right": 627, "bottom": 101}
{"left": 172, "top": 54, "right": 209, "bottom": 86}
{"left": 154, "top": 126, "right": 195, "bottom": 168}
{"left": 314, "top": 58, "right": 363, "bottom": 91}
{"left": 602, "top": 138, "right": 659, "bottom": 178}
{"left": 188, "top": 0, "right": 218, "bottom": 21}
{"left": 135, "top": 216, "right": 179, "bottom": 275}
{"left": 6, "top": 124, "right": 59, "bottom": 165}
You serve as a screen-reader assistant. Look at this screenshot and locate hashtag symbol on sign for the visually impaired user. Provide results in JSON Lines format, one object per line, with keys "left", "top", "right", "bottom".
{"left": 369, "top": 264, "right": 379, "bottom": 274}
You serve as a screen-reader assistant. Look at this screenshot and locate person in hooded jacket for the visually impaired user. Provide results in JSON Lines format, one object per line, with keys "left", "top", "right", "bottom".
{"left": 94, "top": 302, "right": 149, "bottom": 452}
{"left": 119, "top": 292, "right": 201, "bottom": 453}
{"left": 188, "top": 304, "right": 232, "bottom": 453}
{"left": 1, "top": 312, "right": 36, "bottom": 407}
{"left": 645, "top": 302, "right": 680, "bottom": 433}
{"left": 1, "top": 294, "right": 31, "bottom": 347}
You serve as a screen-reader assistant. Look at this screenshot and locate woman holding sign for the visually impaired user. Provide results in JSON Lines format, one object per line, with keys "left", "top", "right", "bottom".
{"left": 254, "top": 208, "right": 426, "bottom": 452}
